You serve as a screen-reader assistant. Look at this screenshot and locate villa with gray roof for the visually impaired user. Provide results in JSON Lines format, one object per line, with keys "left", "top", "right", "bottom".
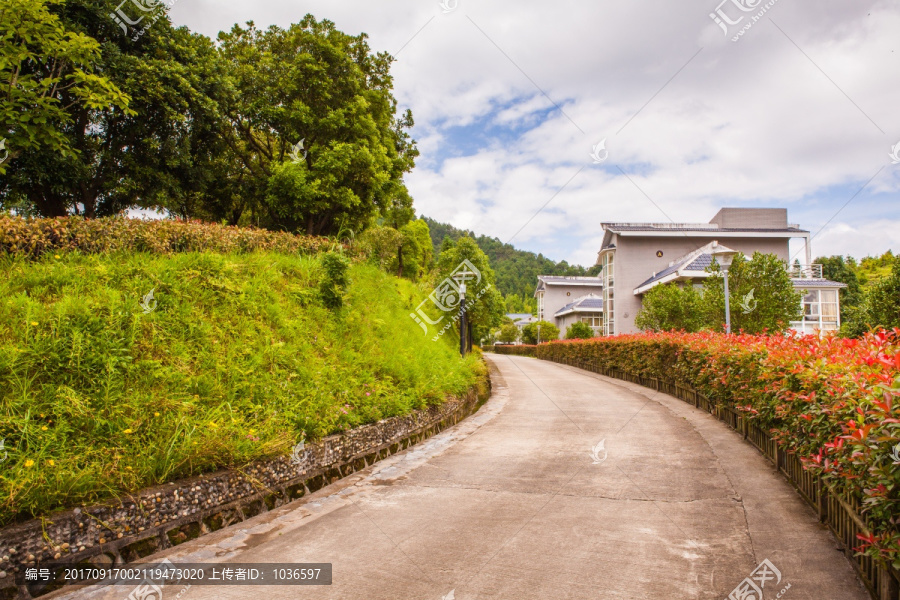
{"left": 597, "top": 208, "right": 847, "bottom": 336}
{"left": 534, "top": 276, "right": 604, "bottom": 338}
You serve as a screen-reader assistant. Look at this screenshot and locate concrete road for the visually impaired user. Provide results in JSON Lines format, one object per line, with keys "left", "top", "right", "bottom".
{"left": 58, "top": 355, "right": 869, "bottom": 600}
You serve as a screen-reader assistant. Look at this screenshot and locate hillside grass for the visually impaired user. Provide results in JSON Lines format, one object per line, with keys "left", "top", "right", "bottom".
{"left": 0, "top": 251, "right": 484, "bottom": 525}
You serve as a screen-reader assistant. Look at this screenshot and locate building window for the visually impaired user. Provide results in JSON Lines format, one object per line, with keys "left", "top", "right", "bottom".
{"left": 580, "top": 313, "right": 602, "bottom": 328}
{"left": 537, "top": 291, "right": 544, "bottom": 321}
{"left": 602, "top": 253, "right": 615, "bottom": 336}
{"left": 793, "top": 289, "right": 840, "bottom": 334}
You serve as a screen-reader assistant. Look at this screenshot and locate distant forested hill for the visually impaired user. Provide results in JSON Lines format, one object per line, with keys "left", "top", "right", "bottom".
{"left": 422, "top": 217, "right": 600, "bottom": 308}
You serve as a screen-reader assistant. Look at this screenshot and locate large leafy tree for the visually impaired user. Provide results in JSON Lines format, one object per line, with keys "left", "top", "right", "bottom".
{"left": 0, "top": 0, "right": 225, "bottom": 217}
{"left": 218, "top": 17, "right": 418, "bottom": 235}
{"left": 0, "top": 0, "right": 131, "bottom": 167}
{"left": 433, "top": 236, "right": 504, "bottom": 349}
{"left": 702, "top": 252, "right": 801, "bottom": 334}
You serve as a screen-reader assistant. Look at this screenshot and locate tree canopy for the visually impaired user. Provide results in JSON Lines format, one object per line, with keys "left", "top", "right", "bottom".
{"left": 635, "top": 252, "right": 801, "bottom": 335}
{"left": 522, "top": 321, "right": 559, "bottom": 344}
{"left": 432, "top": 236, "right": 505, "bottom": 347}
{"left": 0, "top": 6, "right": 417, "bottom": 236}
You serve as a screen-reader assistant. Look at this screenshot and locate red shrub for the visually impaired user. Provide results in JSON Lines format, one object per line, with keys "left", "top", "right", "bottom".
{"left": 536, "top": 330, "right": 900, "bottom": 565}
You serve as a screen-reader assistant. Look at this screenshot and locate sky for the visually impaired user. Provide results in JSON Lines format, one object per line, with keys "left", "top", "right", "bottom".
{"left": 170, "top": 0, "right": 900, "bottom": 268}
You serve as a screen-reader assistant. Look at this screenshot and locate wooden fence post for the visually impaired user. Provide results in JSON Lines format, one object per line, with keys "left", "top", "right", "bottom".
{"left": 817, "top": 478, "right": 826, "bottom": 523}
{"left": 879, "top": 569, "right": 900, "bottom": 600}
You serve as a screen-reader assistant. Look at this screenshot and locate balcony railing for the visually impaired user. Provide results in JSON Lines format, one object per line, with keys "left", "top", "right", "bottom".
{"left": 786, "top": 263, "right": 823, "bottom": 279}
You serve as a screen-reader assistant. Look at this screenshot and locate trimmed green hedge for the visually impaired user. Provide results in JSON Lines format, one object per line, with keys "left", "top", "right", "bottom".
{"left": 0, "top": 216, "right": 333, "bottom": 258}
{"left": 483, "top": 345, "right": 537, "bottom": 356}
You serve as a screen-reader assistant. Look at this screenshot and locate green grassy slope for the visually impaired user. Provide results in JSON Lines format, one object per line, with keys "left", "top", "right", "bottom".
{"left": 0, "top": 251, "right": 484, "bottom": 524}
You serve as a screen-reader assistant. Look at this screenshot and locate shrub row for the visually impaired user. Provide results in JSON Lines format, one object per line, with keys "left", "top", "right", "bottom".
{"left": 483, "top": 345, "right": 537, "bottom": 356}
{"left": 0, "top": 216, "right": 334, "bottom": 258}
{"left": 533, "top": 331, "right": 900, "bottom": 567}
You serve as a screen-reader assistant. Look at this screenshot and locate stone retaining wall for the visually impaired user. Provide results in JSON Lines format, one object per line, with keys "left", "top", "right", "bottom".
{"left": 0, "top": 382, "right": 489, "bottom": 599}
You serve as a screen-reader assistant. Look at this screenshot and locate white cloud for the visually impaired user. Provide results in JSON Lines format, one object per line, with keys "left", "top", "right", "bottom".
{"left": 169, "top": 0, "right": 900, "bottom": 264}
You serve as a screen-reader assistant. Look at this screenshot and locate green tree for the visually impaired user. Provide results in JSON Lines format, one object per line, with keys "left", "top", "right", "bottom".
{"left": 702, "top": 252, "right": 801, "bottom": 334}
{"left": 635, "top": 283, "right": 704, "bottom": 332}
{"left": 522, "top": 321, "right": 559, "bottom": 344}
{"left": 0, "top": 0, "right": 132, "bottom": 177}
{"left": 433, "top": 236, "right": 504, "bottom": 350}
{"left": 816, "top": 255, "right": 862, "bottom": 322}
{"left": 218, "top": 17, "right": 417, "bottom": 235}
{"left": 565, "top": 321, "right": 595, "bottom": 339}
{"left": 422, "top": 217, "right": 597, "bottom": 299}
{"left": 843, "top": 255, "right": 900, "bottom": 337}
{"left": 1, "top": 0, "right": 228, "bottom": 218}
{"left": 394, "top": 219, "right": 433, "bottom": 280}
{"left": 498, "top": 323, "right": 519, "bottom": 344}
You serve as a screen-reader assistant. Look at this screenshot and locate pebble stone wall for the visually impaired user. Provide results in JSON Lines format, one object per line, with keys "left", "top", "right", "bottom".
{"left": 0, "top": 383, "right": 489, "bottom": 599}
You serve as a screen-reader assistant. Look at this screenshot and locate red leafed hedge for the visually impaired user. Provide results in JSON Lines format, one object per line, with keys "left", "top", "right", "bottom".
{"left": 536, "top": 331, "right": 900, "bottom": 566}
{"left": 0, "top": 216, "right": 334, "bottom": 258}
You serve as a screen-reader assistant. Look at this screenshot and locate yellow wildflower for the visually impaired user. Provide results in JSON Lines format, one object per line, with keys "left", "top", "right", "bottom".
{"left": 123, "top": 429, "right": 133, "bottom": 434}
{"left": 48, "top": 460, "right": 55, "bottom": 466}
{"left": 154, "top": 412, "right": 160, "bottom": 417}
{"left": 30, "top": 322, "right": 38, "bottom": 326}
{"left": 41, "top": 426, "right": 48, "bottom": 431}
{"left": 25, "top": 460, "right": 34, "bottom": 468}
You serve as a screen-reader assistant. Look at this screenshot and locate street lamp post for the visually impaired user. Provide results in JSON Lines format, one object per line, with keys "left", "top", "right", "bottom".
{"left": 458, "top": 281, "right": 467, "bottom": 357}
{"left": 710, "top": 242, "right": 738, "bottom": 334}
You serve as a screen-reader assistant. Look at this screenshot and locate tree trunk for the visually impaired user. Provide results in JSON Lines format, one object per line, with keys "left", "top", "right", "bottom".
{"left": 397, "top": 243, "right": 403, "bottom": 278}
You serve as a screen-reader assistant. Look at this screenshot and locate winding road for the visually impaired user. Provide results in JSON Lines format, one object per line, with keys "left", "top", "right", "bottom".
{"left": 59, "top": 354, "right": 869, "bottom": 600}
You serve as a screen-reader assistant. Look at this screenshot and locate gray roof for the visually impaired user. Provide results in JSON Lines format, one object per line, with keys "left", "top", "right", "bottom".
{"left": 554, "top": 294, "right": 604, "bottom": 317}
{"left": 537, "top": 276, "right": 603, "bottom": 284}
{"left": 603, "top": 224, "right": 808, "bottom": 234}
{"left": 506, "top": 313, "right": 533, "bottom": 321}
{"left": 636, "top": 252, "right": 713, "bottom": 289}
{"left": 792, "top": 279, "right": 848, "bottom": 288}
